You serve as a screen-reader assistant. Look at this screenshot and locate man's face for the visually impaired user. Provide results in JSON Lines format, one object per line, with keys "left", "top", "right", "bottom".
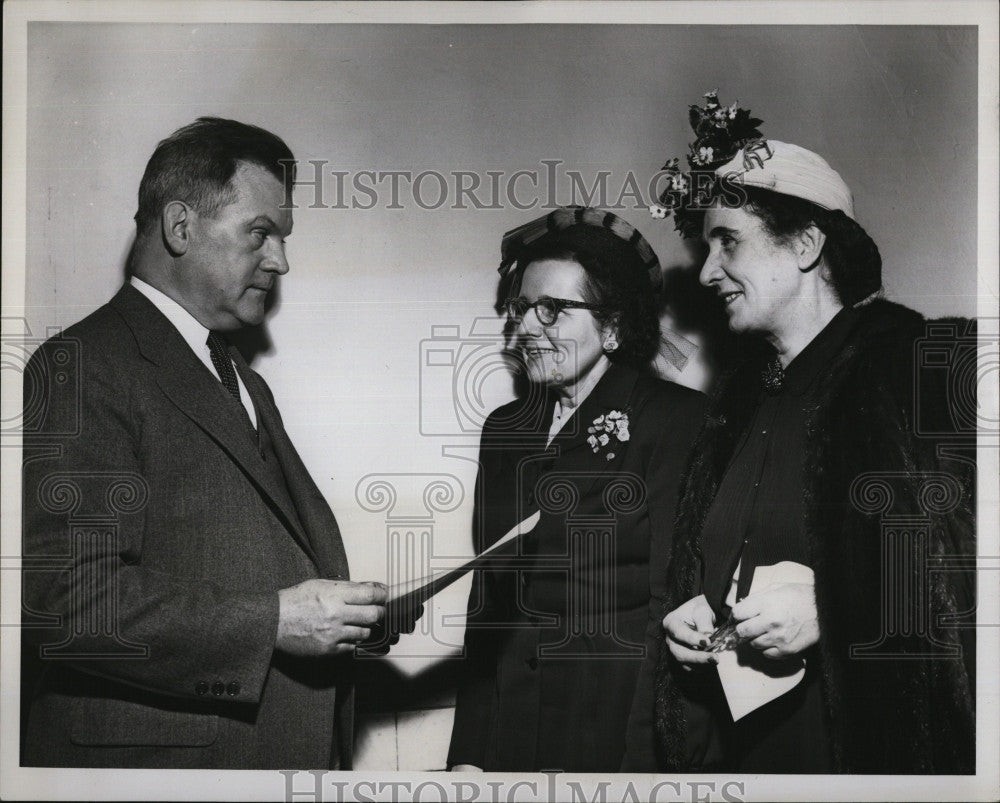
{"left": 178, "top": 161, "right": 292, "bottom": 331}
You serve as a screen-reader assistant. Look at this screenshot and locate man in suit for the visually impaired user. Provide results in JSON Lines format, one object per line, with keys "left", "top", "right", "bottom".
{"left": 21, "top": 117, "right": 392, "bottom": 769}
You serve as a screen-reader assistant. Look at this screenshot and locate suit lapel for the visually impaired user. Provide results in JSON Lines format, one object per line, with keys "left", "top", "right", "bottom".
{"left": 110, "top": 284, "right": 322, "bottom": 569}
{"left": 232, "top": 351, "right": 349, "bottom": 579}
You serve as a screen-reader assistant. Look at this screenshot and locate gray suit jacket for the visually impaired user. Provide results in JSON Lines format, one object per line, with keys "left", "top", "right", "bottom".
{"left": 21, "top": 283, "right": 354, "bottom": 769}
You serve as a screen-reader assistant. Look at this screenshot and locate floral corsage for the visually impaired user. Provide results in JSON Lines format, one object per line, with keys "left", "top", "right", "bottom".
{"left": 586, "top": 409, "right": 630, "bottom": 461}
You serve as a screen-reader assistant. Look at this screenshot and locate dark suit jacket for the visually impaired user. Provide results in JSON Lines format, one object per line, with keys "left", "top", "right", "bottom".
{"left": 21, "top": 284, "right": 353, "bottom": 769}
{"left": 447, "top": 364, "right": 705, "bottom": 772}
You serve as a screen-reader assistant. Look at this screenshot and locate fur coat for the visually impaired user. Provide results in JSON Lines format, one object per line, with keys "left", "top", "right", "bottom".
{"left": 654, "top": 299, "right": 976, "bottom": 773}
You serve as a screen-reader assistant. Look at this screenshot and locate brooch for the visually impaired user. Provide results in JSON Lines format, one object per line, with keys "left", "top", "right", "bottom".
{"left": 586, "top": 409, "right": 631, "bottom": 461}
{"left": 761, "top": 356, "right": 784, "bottom": 394}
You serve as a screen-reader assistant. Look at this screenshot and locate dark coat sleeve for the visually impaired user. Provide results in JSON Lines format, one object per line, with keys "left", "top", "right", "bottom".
{"left": 807, "top": 311, "right": 977, "bottom": 773}
{"left": 620, "top": 387, "right": 707, "bottom": 771}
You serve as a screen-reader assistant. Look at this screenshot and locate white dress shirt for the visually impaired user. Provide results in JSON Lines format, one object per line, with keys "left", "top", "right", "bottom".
{"left": 130, "top": 277, "right": 257, "bottom": 429}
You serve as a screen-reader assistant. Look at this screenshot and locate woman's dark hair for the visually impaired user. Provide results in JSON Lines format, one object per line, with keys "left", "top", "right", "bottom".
{"left": 134, "top": 116, "right": 295, "bottom": 237}
{"left": 506, "top": 232, "right": 661, "bottom": 370}
{"left": 742, "top": 187, "right": 882, "bottom": 306}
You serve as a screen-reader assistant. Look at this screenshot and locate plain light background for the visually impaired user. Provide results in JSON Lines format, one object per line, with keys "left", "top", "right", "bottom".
{"left": 21, "top": 21, "right": 980, "bottom": 769}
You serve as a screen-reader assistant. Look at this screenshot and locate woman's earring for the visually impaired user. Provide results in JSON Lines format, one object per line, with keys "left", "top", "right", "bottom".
{"left": 603, "top": 334, "right": 619, "bottom": 353}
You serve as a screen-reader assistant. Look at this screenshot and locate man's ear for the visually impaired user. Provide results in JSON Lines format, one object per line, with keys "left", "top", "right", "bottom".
{"left": 162, "top": 201, "right": 192, "bottom": 256}
{"left": 795, "top": 223, "right": 827, "bottom": 272}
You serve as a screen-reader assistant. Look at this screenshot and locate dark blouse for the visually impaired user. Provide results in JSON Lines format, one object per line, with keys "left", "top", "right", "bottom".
{"left": 699, "top": 308, "right": 860, "bottom": 615}
{"left": 688, "top": 307, "right": 859, "bottom": 773}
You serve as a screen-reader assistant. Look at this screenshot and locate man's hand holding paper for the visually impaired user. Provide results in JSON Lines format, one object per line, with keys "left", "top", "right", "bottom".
{"left": 358, "top": 512, "right": 542, "bottom": 655}
{"left": 276, "top": 579, "right": 390, "bottom": 656}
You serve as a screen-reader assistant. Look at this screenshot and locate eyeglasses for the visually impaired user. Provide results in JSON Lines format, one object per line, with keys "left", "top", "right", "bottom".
{"left": 503, "top": 295, "right": 606, "bottom": 327}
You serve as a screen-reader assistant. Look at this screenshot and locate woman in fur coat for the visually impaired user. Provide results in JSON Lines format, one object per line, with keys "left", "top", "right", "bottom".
{"left": 650, "top": 97, "right": 976, "bottom": 774}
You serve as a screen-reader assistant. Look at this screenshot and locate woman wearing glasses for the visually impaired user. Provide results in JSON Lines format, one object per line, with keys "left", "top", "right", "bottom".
{"left": 447, "top": 206, "right": 705, "bottom": 772}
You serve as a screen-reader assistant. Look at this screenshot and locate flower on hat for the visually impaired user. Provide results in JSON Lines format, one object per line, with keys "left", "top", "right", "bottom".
{"left": 650, "top": 90, "right": 765, "bottom": 238}
{"left": 693, "top": 146, "right": 715, "bottom": 165}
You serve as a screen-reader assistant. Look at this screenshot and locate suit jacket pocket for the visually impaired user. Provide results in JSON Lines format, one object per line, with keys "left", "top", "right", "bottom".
{"left": 69, "top": 694, "right": 219, "bottom": 747}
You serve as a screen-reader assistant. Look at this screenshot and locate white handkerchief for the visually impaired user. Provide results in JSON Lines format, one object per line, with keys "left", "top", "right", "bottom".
{"left": 716, "top": 561, "right": 814, "bottom": 721}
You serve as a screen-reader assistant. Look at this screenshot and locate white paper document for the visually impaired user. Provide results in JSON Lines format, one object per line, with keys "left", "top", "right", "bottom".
{"left": 716, "top": 561, "right": 814, "bottom": 721}
{"left": 386, "top": 510, "right": 541, "bottom": 615}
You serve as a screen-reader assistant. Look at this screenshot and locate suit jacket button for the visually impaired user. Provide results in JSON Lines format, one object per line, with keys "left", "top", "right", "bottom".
{"left": 525, "top": 657, "right": 539, "bottom": 670}
{"left": 227, "top": 681, "right": 241, "bottom": 696}
{"left": 211, "top": 681, "right": 225, "bottom": 696}
{"left": 195, "top": 681, "right": 209, "bottom": 696}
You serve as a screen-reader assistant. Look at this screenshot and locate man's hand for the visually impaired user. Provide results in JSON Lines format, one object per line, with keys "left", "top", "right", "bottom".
{"left": 276, "top": 579, "right": 388, "bottom": 656}
{"left": 662, "top": 593, "right": 718, "bottom": 668}
{"left": 730, "top": 582, "right": 819, "bottom": 659}
{"left": 356, "top": 599, "right": 425, "bottom": 656}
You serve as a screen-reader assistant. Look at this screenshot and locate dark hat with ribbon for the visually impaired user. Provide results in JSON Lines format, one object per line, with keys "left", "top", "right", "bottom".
{"left": 498, "top": 206, "right": 662, "bottom": 291}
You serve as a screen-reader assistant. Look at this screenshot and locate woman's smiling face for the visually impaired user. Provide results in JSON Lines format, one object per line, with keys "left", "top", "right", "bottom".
{"left": 515, "top": 258, "right": 609, "bottom": 398}
{"left": 699, "top": 205, "right": 806, "bottom": 337}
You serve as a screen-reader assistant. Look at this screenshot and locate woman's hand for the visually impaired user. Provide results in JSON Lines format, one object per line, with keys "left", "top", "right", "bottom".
{"left": 662, "top": 594, "right": 718, "bottom": 668}
{"left": 730, "top": 582, "right": 819, "bottom": 659}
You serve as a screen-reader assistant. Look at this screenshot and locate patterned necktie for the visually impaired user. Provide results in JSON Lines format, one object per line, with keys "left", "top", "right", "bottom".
{"left": 206, "top": 331, "right": 242, "bottom": 403}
